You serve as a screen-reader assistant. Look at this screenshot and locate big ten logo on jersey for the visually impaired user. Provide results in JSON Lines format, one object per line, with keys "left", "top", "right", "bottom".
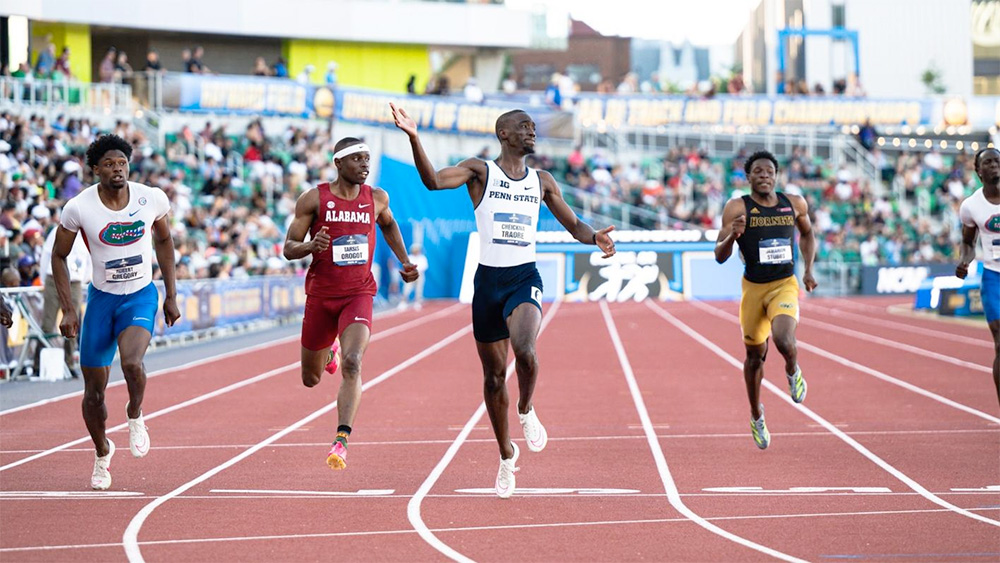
{"left": 492, "top": 179, "right": 511, "bottom": 189}
{"left": 531, "top": 286, "right": 543, "bottom": 304}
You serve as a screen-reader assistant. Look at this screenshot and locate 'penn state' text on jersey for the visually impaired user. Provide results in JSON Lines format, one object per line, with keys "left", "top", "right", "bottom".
{"left": 474, "top": 160, "right": 542, "bottom": 267}
{"left": 735, "top": 192, "right": 797, "bottom": 283}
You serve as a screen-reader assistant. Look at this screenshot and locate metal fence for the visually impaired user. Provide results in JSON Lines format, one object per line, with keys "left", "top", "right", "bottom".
{"left": 0, "top": 77, "right": 133, "bottom": 116}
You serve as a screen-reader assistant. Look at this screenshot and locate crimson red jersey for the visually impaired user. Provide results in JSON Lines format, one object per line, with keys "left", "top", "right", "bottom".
{"left": 304, "top": 183, "right": 378, "bottom": 298}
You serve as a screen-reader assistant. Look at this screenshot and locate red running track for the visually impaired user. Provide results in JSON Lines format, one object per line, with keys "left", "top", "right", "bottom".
{"left": 0, "top": 298, "right": 997, "bottom": 562}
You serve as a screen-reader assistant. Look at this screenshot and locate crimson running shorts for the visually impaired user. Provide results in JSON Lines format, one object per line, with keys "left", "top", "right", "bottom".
{"left": 301, "top": 293, "right": 373, "bottom": 351}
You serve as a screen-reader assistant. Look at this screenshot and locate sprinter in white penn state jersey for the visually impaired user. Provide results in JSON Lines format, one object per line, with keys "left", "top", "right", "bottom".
{"left": 392, "top": 104, "right": 616, "bottom": 499}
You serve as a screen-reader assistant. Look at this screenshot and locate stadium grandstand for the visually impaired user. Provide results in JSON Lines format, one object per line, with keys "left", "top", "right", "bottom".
{"left": 0, "top": 1, "right": 998, "bottom": 561}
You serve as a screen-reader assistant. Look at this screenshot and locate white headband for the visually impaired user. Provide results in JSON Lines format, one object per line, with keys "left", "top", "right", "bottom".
{"left": 333, "top": 143, "right": 370, "bottom": 161}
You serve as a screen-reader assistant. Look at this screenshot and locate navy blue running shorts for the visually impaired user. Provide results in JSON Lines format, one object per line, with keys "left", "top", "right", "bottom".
{"left": 471, "top": 262, "right": 543, "bottom": 343}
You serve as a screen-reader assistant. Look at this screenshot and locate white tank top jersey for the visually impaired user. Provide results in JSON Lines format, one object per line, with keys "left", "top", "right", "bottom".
{"left": 959, "top": 187, "right": 1000, "bottom": 273}
{"left": 475, "top": 160, "right": 542, "bottom": 267}
{"left": 60, "top": 182, "right": 171, "bottom": 294}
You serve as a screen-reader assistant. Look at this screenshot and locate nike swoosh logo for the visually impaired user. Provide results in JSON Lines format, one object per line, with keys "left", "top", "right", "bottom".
{"left": 524, "top": 186, "right": 533, "bottom": 190}
{"left": 133, "top": 317, "right": 151, "bottom": 322}
{"left": 358, "top": 204, "right": 371, "bottom": 209}
{"left": 129, "top": 209, "right": 140, "bottom": 217}
{"left": 354, "top": 316, "right": 368, "bottom": 322}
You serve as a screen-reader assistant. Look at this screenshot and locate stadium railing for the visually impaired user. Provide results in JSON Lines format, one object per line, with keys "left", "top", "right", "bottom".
{"left": 0, "top": 76, "right": 133, "bottom": 116}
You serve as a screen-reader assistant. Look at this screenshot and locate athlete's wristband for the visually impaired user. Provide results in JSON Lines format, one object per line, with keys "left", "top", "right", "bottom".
{"left": 592, "top": 232, "right": 597, "bottom": 245}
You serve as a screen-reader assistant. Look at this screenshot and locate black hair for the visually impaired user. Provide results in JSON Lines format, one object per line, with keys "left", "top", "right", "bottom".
{"left": 495, "top": 109, "right": 528, "bottom": 139}
{"left": 974, "top": 147, "right": 999, "bottom": 170}
{"left": 744, "top": 150, "right": 779, "bottom": 176}
{"left": 334, "top": 137, "right": 363, "bottom": 153}
{"left": 86, "top": 134, "right": 133, "bottom": 168}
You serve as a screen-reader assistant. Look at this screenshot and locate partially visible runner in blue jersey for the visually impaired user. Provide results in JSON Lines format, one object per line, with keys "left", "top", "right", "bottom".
{"left": 392, "top": 103, "right": 616, "bottom": 499}
{"left": 52, "top": 134, "right": 181, "bottom": 490}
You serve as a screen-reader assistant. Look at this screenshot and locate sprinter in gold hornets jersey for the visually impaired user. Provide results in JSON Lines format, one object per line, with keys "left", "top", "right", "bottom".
{"left": 715, "top": 150, "right": 817, "bottom": 450}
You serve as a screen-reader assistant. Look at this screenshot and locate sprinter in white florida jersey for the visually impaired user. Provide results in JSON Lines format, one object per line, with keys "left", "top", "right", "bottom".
{"left": 956, "top": 146, "right": 1000, "bottom": 411}
{"left": 392, "top": 104, "right": 616, "bottom": 498}
{"left": 52, "top": 134, "right": 180, "bottom": 490}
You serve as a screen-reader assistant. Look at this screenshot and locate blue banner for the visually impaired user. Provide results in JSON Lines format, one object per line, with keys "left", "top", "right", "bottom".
{"left": 174, "top": 73, "right": 319, "bottom": 118}
{"left": 334, "top": 87, "right": 574, "bottom": 139}
{"left": 572, "top": 93, "right": 936, "bottom": 128}
{"left": 153, "top": 275, "right": 306, "bottom": 336}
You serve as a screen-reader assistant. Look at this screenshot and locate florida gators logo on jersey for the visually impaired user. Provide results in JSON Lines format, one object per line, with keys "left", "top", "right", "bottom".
{"left": 99, "top": 221, "right": 145, "bottom": 246}
{"left": 986, "top": 214, "right": 1000, "bottom": 233}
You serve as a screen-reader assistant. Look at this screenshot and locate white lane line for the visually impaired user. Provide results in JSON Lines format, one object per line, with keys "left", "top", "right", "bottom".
{"left": 601, "top": 301, "right": 806, "bottom": 563}
{"left": 407, "top": 301, "right": 562, "bottom": 563}
{"left": 4, "top": 490, "right": 997, "bottom": 503}
{"left": 647, "top": 300, "right": 1000, "bottom": 529}
{"left": 688, "top": 300, "right": 1000, "bottom": 426}
{"left": 122, "top": 323, "right": 474, "bottom": 563}
{"left": 0, "top": 304, "right": 465, "bottom": 472}
{"left": 0, "top": 302, "right": 462, "bottom": 417}
{"left": 20, "top": 502, "right": 999, "bottom": 554}
{"left": 801, "top": 313, "right": 989, "bottom": 374}
{"left": 5, "top": 427, "right": 996, "bottom": 455}
{"left": 0, "top": 364, "right": 296, "bottom": 473}
{"left": 801, "top": 303, "right": 991, "bottom": 348}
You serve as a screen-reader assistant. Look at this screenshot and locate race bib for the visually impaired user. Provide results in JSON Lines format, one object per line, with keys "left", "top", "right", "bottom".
{"left": 331, "top": 234, "right": 368, "bottom": 266}
{"left": 991, "top": 237, "right": 1000, "bottom": 260}
{"left": 105, "top": 255, "right": 142, "bottom": 283}
{"left": 758, "top": 238, "right": 793, "bottom": 265}
{"left": 492, "top": 212, "right": 532, "bottom": 247}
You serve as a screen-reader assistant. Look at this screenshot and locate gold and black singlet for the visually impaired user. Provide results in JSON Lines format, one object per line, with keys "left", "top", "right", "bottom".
{"left": 736, "top": 192, "right": 797, "bottom": 283}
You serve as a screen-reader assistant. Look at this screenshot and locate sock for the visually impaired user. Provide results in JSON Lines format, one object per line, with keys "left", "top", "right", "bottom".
{"left": 335, "top": 425, "right": 352, "bottom": 446}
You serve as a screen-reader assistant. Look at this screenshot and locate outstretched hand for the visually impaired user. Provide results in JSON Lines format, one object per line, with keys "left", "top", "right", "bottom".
{"left": 390, "top": 103, "right": 417, "bottom": 137}
{"left": 595, "top": 225, "right": 616, "bottom": 259}
{"left": 400, "top": 262, "right": 419, "bottom": 283}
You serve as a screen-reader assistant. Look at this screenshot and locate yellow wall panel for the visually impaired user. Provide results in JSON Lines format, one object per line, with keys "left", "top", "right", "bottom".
{"left": 284, "top": 40, "right": 429, "bottom": 93}
{"left": 29, "top": 22, "right": 92, "bottom": 83}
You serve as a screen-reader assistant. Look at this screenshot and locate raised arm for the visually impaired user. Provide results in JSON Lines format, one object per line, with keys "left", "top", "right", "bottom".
{"left": 390, "top": 103, "right": 483, "bottom": 191}
{"left": 283, "top": 189, "right": 330, "bottom": 261}
{"left": 540, "top": 170, "right": 615, "bottom": 258}
{"left": 791, "top": 194, "right": 817, "bottom": 292}
{"left": 715, "top": 197, "right": 746, "bottom": 263}
{"left": 374, "top": 188, "right": 418, "bottom": 283}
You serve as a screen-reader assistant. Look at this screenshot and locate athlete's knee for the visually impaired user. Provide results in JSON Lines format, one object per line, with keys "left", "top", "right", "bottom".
{"left": 82, "top": 387, "right": 105, "bottom": 408}
{"left": 120, "top": 358, "right": 145, "bottom": 380}
{"left": 772, "top": 333, "right": 796, "bottom": 355}
{"left": 512, "top": 342, "right": 537, "bottom": 368}
{"left": 744, "top": 349, "right": 765, "bottom": 370}
{"left": 341, "top": 351, "right": 363, "bottom": 377}
{"left": 482, "top": 369, "right": 506, "bottom": 394}
{"left": 301, "top": 370, "right": 322, "bottom": 388}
